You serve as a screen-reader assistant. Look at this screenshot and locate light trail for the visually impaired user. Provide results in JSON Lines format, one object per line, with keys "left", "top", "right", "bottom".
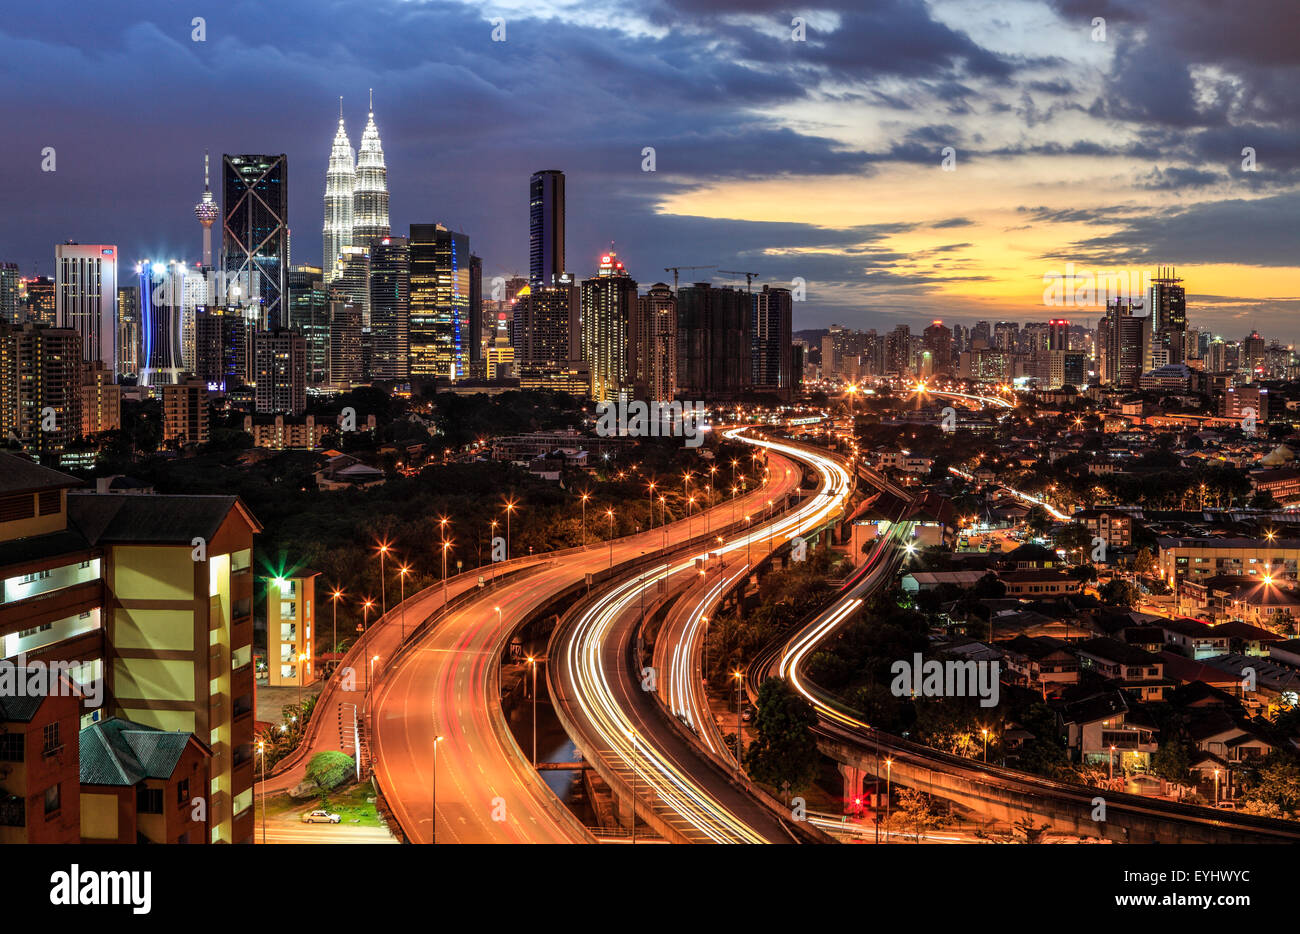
{"left": 914, "top": 384, "right": 1014, "bottom": 409}
{"left": 557, "top": 427, "right": 855, "bottom": 842}
{"left": 947, "top": 465, "right": 1071, "bottom": 521}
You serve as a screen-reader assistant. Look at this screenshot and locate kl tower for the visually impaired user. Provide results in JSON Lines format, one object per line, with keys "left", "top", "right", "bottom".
{"left": 194, "top": 151, "right": 219, "bottom": 267}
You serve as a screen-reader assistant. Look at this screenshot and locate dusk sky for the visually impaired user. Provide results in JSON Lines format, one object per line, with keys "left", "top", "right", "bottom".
{"left": 3, "top": 0, "right": 1296, "bottom": 339}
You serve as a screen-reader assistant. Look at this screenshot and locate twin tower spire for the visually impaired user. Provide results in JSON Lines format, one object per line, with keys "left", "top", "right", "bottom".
{"left": 323, "top": 91, "right": 390, "bottom": 280}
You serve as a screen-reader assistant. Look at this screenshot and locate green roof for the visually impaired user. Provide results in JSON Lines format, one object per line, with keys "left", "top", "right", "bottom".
{"left": 79, "top": 718, "right": 200, "bottom": 786}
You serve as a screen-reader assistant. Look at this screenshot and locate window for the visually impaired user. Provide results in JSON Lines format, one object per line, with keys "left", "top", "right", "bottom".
{"left": 44, "top": 784, "right": 60, "bottom": 816}
{"left": 42, "top": 723, "right": 60, "bottom": 755}
{"left": 136, "top": 787, "right": 164, "bottom": 814}
{"left": 177, "top": 779, "right": 189, "bottom": 808}
{"left": 0, "top": 734, "right": 24, "bottom": 762}
{"left": 18, "top": 622, "right": 53, "bottom": 639}
{"left": 20, "top": 570, "right": 51, "bottom": 585}
{"left": 38, "top": 490, "right": 60, "bottom": 516}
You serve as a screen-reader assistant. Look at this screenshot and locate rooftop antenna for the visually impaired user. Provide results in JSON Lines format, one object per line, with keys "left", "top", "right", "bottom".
{"left": 339, "top": 95, "right": 343, "bottom": 120}
{"left": 369, "top": 87, "right": 373, "bottom": 112}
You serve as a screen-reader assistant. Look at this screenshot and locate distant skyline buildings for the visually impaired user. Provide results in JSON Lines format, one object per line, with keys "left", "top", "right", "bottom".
{"left": 529, "top": 170, "right": 565, "bottom": 289}
{"left": 54, "top": 242, "right": 118, "bottom": 378}
{"left": 222, "top": 153, "right": 288, "bottom": 330}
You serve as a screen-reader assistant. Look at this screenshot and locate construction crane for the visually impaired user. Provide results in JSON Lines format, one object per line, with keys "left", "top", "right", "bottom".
{"left": 718, "top": 270, "right": 761, "bottom": 296}
{"left": 664, "top": 265, "right": 716, "bottom": 290}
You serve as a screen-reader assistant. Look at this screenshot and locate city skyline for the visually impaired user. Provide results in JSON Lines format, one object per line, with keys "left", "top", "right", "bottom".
{"left": 1, "top": 0, "right": 1295, "bottom": 340}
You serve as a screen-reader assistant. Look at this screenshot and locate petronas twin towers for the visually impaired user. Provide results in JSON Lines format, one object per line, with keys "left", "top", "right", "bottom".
{"left": 322, "top": 92, "right": 390, "bottom": 281}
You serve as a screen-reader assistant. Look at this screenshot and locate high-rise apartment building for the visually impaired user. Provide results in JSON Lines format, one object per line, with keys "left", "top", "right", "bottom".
{"left": 253, "top": 329, "right": 306, "bottom": 415}
{"left": 0, "top": 263, "right": 19, "bottom": 325}
{"left": 329, "top": 299, "right": 363, "bottom": 389}
{"left": 23, "top": 276, "right": 55, "bottom": 325}
{"left": 529, "top": 170, "right": 565, "bottom": 288}
{"left": 369, "top": 237, "right": 410, "bottom": 380}
{"left": 55, "top": 244, "right": 118, "bottom": 378}
{"left": 580, "top": 252, "right": 638, "bottom": 401}
{"left": 675, "top": 282, "right": 752, "bottom": 401}
{"left": 753, "top": 285, "right": 793, "bottom": 397}
{"left": 1147, "top": 267, "right": 1186, "bottom": 367}
{"left": 116, "top": 285, "right": 140, "bottom": 378}
{"left": 163, "top": 378, "right": 210, "bottom": 444}
{"left": 635, "top": 282, "right": 677, "bottom": 402}
{"left": 0, "top": 454, "right": 262, "bottom": 843}
{"left": 223, "top": 154, "right": 288, "bottom": 330}
{"left": 0, "top": 323, "right": 83, "bottom": 464}
{"left": 287, "top": 266, "right": 331, "bottom": 387}
{"left": 921, "top": 319, "right": 952, "bottom": 378}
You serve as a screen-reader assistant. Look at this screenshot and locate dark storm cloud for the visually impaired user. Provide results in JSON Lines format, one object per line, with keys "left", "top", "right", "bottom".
{"left": 1055, "top": 190, "right": 1300, "bottom": 267}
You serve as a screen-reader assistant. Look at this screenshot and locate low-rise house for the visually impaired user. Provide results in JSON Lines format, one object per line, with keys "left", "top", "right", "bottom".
{"left": 78, "top": 718, "right": 210, "bottom": 844}
{"left": 1073, "top": 508, "right": 1133, "bottom": 548}
{"left": 996, "top": 569, "right": 1081, "bottom": 598}
{"left": 1161, "top": 618, "right": 1230, "bottom": 659}
{"left": 1225, "top": 580, "right": 1300, "bottom": 630}
{"left": 1056, "top": 689, "right": 1158, "bottom": 770}
{"left": 1074, "top": 637, "right": 1169, "bottom": 702}
{"left": 998, "top": 635, "right": 1079, "bottom": 695}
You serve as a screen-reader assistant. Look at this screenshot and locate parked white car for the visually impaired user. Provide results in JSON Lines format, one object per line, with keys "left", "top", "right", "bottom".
{"left": 302, "top": 809, "right": 341, "bottom": 824}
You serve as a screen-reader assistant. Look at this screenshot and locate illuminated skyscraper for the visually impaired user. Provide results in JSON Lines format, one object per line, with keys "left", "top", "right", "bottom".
{"left": 323, "top": 101, "right": 355, "bottom": 280}
{"left": 635, "top": 282, "right": 676, "bottom": 402}
{"left": 529, "top": 170, "right": 565, "bottom": 288}
{"left": 193, "top": 153, "right": 219, "bottom": 267}
{"left": 369, "top": 236, "right": 410, "bottom": 380}
{"left": 1147, "top": 267, "right": 1187, "bottom": 366}
{"left": 580, "top": 252, "right": 637, "bottom": 401}
{"left": 409, "top": 224, "right": 469, "bottom": 380}
{"left": 352, "top": 92, "right": 390, "bottom": 250}
{"left": 223, "top": 154, "right": 288, "bottom": 329}
{"left": 0, "top": 263, "right": 18, "bottom": 324}
{"left": 137, "top": 260, "right": 186, "bottom": 387}
{"left": 753, "top": 285, "right": 794, "bottom": 396}
{"left": 55, "top": 243, "right": 118, "bottom": 377}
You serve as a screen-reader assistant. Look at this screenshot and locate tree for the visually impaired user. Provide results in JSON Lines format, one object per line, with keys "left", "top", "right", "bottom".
{"left": 1099, "top": 577, "right": 1140, "bottom": 607}
{"left": 1150, "top": 741, "right": 1192, "bottom": 796}
{"left": 1132, "top": 547, "right": 1156, "bottom": 577}
{"left": 894, "top": 787, "right": 947, "bottom": 843}
{"left": 1239, "top": 754, "right": 1300, "bottom": 817}
{"left": 305, "top": 751, "right": 355, "bottom": 793}
{"left": 743, "top": 678, "right": 821, "bottom": 793}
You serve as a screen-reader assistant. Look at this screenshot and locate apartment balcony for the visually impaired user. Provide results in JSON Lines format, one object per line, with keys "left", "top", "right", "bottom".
{"left": 0, "top": 578, "right": 101, "bottom": 634}
{"left": 1101, "top": 729, "right": 1157, "bottom": 752}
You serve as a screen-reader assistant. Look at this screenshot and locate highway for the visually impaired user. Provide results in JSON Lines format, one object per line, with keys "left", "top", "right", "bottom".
{"left": 549, "top": 431, "right": 854, "bottom": 843}
{"left": 751, "top": 443, "right": 1300, "bottom": 844}
{"left": 369, "top": 447, "right": 802, "bottom": 843}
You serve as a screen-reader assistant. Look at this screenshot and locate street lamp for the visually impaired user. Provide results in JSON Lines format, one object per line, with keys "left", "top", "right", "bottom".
{"left": 606, "top": 509, "right": 615, "bottom": 568}
{"left": 328, "top": 586, "right": 345, "bottom": 672}
{"left": 361, "top": 598, "right": 375, "bottom": 700}
{"left": 884, "top": 757, "right": 893, "bottom": 834}
{"left": 376, "top": 541, "right": 391, "bottom": 617}
{"left": 441, "top": 540, "right": 453, "bottom": 603}
{"left": 981, "top": 727, "right": 988, "bottom": 763}
{"left": 647, "top": 481, "right": 657, "bottom": 530}
{"left": 398, "top": 565, "right": 410, "bottom": 640}
{"left": 503, "top": 498, "right": 517, "bottom": 560}
{"left": 580, "top": 491, "right": 590, "bottom": 548}
{"left": 732, "top": 669, "right": 745, "bottom": 773}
